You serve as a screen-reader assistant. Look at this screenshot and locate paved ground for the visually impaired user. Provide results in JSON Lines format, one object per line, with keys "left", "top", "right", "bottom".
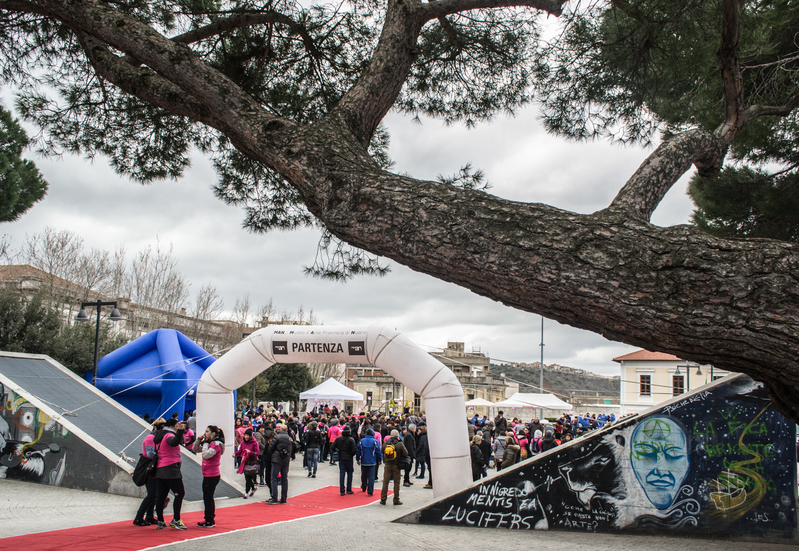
{"left": 0, "top": 457, "right": 794, "bottom": 550}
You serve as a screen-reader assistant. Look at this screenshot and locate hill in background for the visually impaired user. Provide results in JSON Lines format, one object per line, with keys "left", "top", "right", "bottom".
{"left": 490, "top": 363, "right": 620, "bottom": 408}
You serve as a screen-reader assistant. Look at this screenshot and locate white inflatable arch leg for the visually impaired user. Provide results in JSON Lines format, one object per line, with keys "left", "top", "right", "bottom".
{"left": 197, "top": 325, "right": 471, "bottom": 498}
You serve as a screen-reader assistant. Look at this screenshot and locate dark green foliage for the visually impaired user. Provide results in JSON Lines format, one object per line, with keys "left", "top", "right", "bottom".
{"left": 0, "top": 106, "right": 47, "bottom": 221}
{"left": 690, "top": 166, "right": 799, "bottom": 243}
{"left": 0, "top": 288, "right": 129, "bottom": 376}
{"left": 262, "top": 362, "right": 315, "bottom": 404}
{"left": 536, "top": 0, "right": 799, "bottom": 240}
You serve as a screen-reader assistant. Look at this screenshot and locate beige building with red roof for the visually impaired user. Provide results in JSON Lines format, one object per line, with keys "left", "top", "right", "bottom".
{"left": 613, "top": 349, "right": 729, "bottom": 413}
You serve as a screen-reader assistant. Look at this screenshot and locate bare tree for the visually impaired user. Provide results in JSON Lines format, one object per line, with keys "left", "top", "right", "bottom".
{"left": 0, "top": 234, "right": 14, "bottom": 263}
{"left": 124, "top": 239, "right": 190, "bottom": 333}
{"left": 187, "top": 282, "right": 224, "bottom": 349}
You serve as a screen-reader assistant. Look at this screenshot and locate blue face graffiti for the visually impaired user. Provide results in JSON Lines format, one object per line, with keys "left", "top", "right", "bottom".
{"left": 630, "top": 416, "right": 689, "bottom": 509}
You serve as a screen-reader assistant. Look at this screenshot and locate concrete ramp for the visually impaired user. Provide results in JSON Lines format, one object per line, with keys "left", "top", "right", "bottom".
{"left": 397, "top": 374, "right": 797, "bottom": 542}
{"left": 0, "top": 351, "right": 243, "bottom": 501}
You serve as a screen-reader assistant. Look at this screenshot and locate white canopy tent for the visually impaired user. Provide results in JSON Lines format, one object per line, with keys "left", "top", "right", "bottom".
{"left": 464, "top": 397, "right": 495, "bottom": 407}
{"left": 300, "top": 377, "right": 363, "bottom": 412}
{"left": 507, "top": 392, "right": 572, "bottom": 410}
{"left": 493, "top": 392, "right": 573, "bottom": 419}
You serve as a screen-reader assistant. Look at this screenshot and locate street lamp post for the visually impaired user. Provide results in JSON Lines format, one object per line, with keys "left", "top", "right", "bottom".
{"left": 76, "top": 300, "right": 123, "bottom": 386}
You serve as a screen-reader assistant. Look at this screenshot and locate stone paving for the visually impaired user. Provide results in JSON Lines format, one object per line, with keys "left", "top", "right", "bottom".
{"left": 0, "top": 455, "right": 792, "bottom": 550}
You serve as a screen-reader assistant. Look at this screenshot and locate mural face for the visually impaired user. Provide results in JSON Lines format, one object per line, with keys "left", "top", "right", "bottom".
{"left": 413, "top": 376, "right": 797, "bottom": 540}
{"left": 630, "top": 416, "right": 689, "bottom": 509}
{"left": 0, "top": 382, "right": 67, "bottom": 485}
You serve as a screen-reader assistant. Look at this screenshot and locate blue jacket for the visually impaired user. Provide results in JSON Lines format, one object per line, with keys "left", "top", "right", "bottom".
{"left": 356, "top": 435, "right": 382, "bottom": 466}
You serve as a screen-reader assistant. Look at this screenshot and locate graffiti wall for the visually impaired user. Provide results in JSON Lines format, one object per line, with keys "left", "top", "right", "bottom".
{"left": 0, "top": 382, "right": 138, "bottom": 494}
{"left": 410, "top": 376, "right": 797, "bottom": 540}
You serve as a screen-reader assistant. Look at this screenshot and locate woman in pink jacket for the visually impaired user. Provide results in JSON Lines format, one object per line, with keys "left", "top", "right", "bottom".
{"left": 235, "top": 428, "right": 260, "bottom": 498}
{"left": 192, "top": 425, "right": 225, "bottom": 528}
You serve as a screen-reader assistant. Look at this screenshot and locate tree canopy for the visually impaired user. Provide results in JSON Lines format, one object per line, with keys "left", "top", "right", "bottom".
{"left": 1, "top": 1, "right": 798, "bottom": 420}
{"left": 0, "top": 105, "right": 48, "bottom": 222}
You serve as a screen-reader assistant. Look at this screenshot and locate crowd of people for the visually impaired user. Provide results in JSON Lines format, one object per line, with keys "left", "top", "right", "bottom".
{"left": 133, "top": 404, "right": 619, "bottom": 530}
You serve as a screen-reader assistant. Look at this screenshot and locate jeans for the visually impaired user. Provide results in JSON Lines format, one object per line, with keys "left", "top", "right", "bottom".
{"left": 202, "top": 475, "right": 220, "bottom": 523}
{"left": 306, "top": 448, "right": 319, "bottom": 475}
{"left": 339, "top": 459, "right": 354, "bottom": 493}
{"left": 155, "top": 477, "right": 185, "bottom": 522}
{"left": 360, "top": 464, "right": 376, "bottom": 494}
{"left": 271, "top": 461, "right": 289, "bottom": 502}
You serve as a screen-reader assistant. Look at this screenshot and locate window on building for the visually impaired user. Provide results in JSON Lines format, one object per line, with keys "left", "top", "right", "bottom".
{"left": 385, "top": 391, "right": 392, "bottom": 401}
{"left": 366, "top": 391, "right": 372, "bottom": 403}
{"left": 672, "top": 375, "right": 685, "bottom": 396}
{"left": 414, "top": 394, "right": 421, "bottom": 410}
{"left": 467, "top": 393, "right": 475, "bottom": 401}
{"left": 639, "top": 375, "right": 651, "bottom": 396}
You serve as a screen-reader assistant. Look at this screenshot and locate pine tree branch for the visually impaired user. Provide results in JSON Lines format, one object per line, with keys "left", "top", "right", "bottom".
{"left": 171, "top": 11, "right": 323, "bottom": 60}
{"left": 609, "top": 129, "right": 726, "bottom": 221}
{"left": 715, "top": 0, "right": 746, "bottom": 143}
{"left": 743, "top": 93, "right": 799, "bottom": 122}
{"left": 422, "top": 0, "right": 565, "bottom": 20}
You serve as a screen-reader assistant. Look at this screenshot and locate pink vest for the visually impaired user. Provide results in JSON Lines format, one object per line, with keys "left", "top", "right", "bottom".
{"left": 156, "top": 431, "right": 182, "bottom": 468}
{"left": 202, "top": 441, "right": 223, "bottom": 477}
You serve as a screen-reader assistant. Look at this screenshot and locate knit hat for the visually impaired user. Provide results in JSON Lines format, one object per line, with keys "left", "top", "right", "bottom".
{"left": 342, "top": 426, "right": 351, "bottom": 435}
{"left": 534, "top": 430, "right": 542, "bottom": 439}
{"left": 244, "top": 428, "right": 253, "bottom": 436}
{"left": 390, "top": 429, "right": 399, "bottom": 438}
{"left": 366, "top": 428, "right": 375, "bottom": 436}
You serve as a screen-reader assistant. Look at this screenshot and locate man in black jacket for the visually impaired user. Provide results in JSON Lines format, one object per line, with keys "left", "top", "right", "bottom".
{"left": 332, "top": 426, "right": 357, "bottom": 495}
{"left": 401, "top": 424, "right": 416, "bottom": 486}
{"left": 494, "top": 411, "right": 508, "bottom": 436}
{"left": 266, "top": 424, "right": 293, "bottom": 504}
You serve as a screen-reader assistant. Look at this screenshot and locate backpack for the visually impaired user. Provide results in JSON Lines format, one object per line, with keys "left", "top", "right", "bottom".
{"left": 384, "top": 441, "right": 398, "bottom": 461}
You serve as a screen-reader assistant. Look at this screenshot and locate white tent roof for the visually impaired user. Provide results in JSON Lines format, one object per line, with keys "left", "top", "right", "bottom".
{"left": 300, "top": 378, "right": 364, "bottom": 401}
{"left": 495, "top": 392, "right": 572, "bottom": 410}
{"left": 465, "top": 398, "right": 495, "bottom": 407}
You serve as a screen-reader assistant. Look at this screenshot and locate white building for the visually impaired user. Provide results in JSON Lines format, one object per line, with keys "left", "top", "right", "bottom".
{"left": 615, "top": 349, "right": 729, "bottom": 414}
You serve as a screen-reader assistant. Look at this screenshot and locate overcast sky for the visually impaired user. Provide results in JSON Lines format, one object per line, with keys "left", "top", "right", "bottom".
{"left": 1, "top": 98, "right": 697, "bottom": 378}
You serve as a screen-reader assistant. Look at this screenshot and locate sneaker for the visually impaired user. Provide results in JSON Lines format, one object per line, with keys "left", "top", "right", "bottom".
{"left": 132, "top": 519, "right": 149, "bottom": 527}
{"left": 266, "top": 499, "right": 279, "bottom": 504}
{"left": 169, "top": 519, "right": 187, "bottom": 531}
{"left": 394, "top": 501, "right": 403, "bottom": 505}
{"left": 311, "top": 474, "right": 316, "bottom": 478}
{"left": 341, "top": 492, "right": 345, "bottom": 496}
{"left": 279, "top": 499, "right": 287, "bottom": 504}
{"left": 346, "top": 490, "right": 354, "bottom": 494}
{"left": 247, "top": 490, "right": 254, "bottom": 497}
{"left": 424, "top": 484, "right": 433, "bottom": 489}
{"left": 144, "top": 518, "right": 157, "bottom": 525}
{"left": 155, "top": 521, "right": 167, "bottom": 530}
{"left": 197, "top": 521, "right": 215, "bottom": 528}
{"left": 243, "top": 494, "right": 248, "bottom": 499}
{"left": 307, "top": 472, "right": 312, "bottom": 477}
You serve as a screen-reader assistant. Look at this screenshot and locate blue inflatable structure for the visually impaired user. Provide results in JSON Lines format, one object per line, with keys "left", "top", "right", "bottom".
{"left": 87, "top": 329, "right": 218, "bottom": 419}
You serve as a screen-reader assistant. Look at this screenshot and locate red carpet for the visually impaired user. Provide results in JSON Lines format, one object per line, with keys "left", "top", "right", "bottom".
{"left": 1, "top": 486, "right": 387, "bottom": 550}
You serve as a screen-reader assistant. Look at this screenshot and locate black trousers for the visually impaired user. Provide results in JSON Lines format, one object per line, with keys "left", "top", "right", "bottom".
{"left": 156, "top": 477, "right": 185, "bottom": 522}
{"left": 134, "top": 476, "right": 157, "bottom": 521}
{"left": 202, "top": 475, "right": 220, "bottom": 523}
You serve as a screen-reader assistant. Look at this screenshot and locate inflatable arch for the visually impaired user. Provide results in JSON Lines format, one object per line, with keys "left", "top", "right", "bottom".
{"left": 197, "top": 325, "right": 471, "bottom": 497}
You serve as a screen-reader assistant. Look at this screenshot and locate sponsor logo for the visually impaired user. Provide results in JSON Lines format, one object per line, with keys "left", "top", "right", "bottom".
{"left": 273, "top": 341, "right": 289, "bottom": 355}
{"left": 348, "top": 341, "right": 366, "bottom": 355}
